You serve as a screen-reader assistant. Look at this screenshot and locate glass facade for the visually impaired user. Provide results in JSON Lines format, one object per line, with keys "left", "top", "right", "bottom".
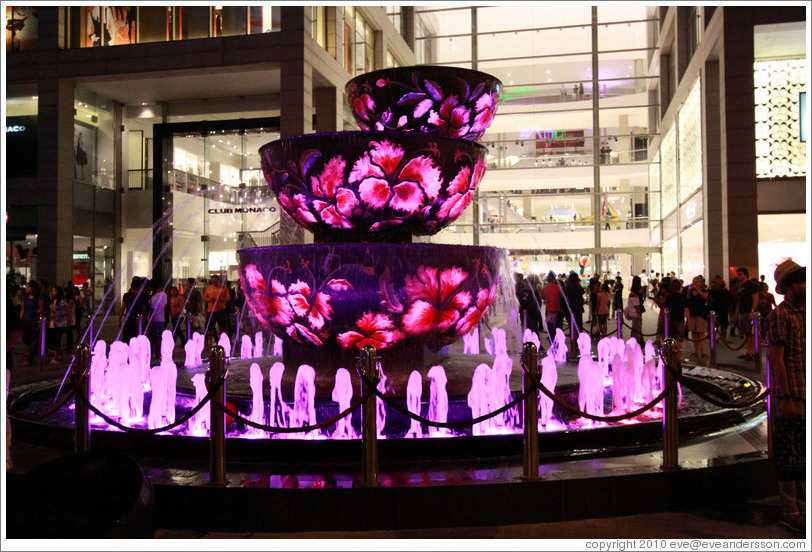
{"left": 65, "top": 6, "right": 281, "bottom": 48}
{"left": 413, "top": 5, "right": 659, "bottom": 276}
{"left": 5, "top": 6, "right": 38, "bottom": 51}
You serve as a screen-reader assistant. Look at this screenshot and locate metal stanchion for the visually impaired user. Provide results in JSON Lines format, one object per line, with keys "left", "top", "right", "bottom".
{"left": 616, "top": 309, "right": 623, "bottom": 339}
{"left": 40, "top": 316, "right": 47, "bottom": 369}
{"left": 522, "top": 341, "right": 539, "bottom": 480}
{"left": 208, "top": 345, "right": 227, "bottom": 486}
{"left": 360, "top": 345, "right": 380, "bottom": 487}
{"left": 765, "top": 354, "right": 773, "bottom": 459}
{"left": 73, "top": 344, "right": 92, "bottom": 453}
{"left": 187, "top": 315, "right": 192, "bottom": 342}
{"left": 708, "top": 311, "right": 717, "bottom": 369}
{"left": 567, "top": 316, "right": 579, "bottom": 362}
{"left": 138, "top": 314, "right": 144, "bottom": 336}
{"left": 233, "top": 307, "right": 241, "bottom": 356}
{"left": 663, "top": 308, "right": 670, "bottom": 340}
{"left": 661, "top": 338, "right": 681, "bottom": 471}
{"left": 753, "top": 312, "right": 761, "bottom": 372}
{"left": 87, "top": 314, "right": 94, "bottom": 347}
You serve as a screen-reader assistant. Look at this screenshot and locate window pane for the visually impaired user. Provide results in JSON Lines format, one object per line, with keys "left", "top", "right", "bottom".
{"left": 138, "top": 6, "right": 170, "bottom": 43}
{"left": 220, "top": 6, "right": 246, "bottom": 37}
{"left": 6, "top": 5, "right": 39, "bottom": 51}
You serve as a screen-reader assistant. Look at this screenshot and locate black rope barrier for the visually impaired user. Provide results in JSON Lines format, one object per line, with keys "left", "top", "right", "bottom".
{"left": 714, "top": 322, "right": 754, "bottom": 352}
{"left": 520, "top": 356, "right": 681, "bottom": 423}
{"left": 11, "top": 387, "right": 77, "bottom": 422}
{"left": 71, "top": 370, "right": 227, "bottom": 435}
{"left": 359, "top": 371, "right": 530, "bottom": 429}
{"left": 620, "top": 319, "right": 660, "bottom": 337}
{"left": 209, "top": 391, "right": 371, "bottom": 434}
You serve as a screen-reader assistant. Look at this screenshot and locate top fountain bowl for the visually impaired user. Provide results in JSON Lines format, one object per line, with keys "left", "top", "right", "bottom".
{"left": 259, "top": 131, "right": 488, "bottom": 240}
{"left": 346, "top": 65, "right": 502, "bottom": 141}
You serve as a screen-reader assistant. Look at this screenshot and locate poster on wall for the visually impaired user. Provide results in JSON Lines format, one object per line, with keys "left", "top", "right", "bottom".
{"left": 105, "top": 6, "right": 136, "bottom": 45}
{"left": 74, "top": 121, "right": 96, "bottom": 185}
{"left": 6, "top": 6, "right": 38, "bottom": 52}
{"left": 86, "top": 6, "right": 108, "bottom": 47}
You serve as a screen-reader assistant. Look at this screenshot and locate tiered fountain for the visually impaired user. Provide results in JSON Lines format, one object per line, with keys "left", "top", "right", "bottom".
{"left": 239, "top": 65, "right": 514, "bottom": 381}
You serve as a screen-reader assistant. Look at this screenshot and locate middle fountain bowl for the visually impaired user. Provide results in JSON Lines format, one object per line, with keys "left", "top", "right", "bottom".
{"left": 238, "top": 242, "right": 509, "bottom": 352}
{"left": 259, "top": 131, "right": 488, "bottom": 242}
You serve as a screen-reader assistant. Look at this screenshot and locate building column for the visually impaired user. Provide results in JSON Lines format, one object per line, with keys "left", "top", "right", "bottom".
{"left": 703, "top": 60, "right": 725, "bottom": 279}
{"left": 720, "top": 10, "right": 758, "bottom": 277}
{"left": 36, "top": 77, "right": 75, "bottom": 286}
{"left": 314, "top": 86, "right": 343, "bottom": 132}
{"left": 279, "top": 6, "right": 313, "bottom": 245}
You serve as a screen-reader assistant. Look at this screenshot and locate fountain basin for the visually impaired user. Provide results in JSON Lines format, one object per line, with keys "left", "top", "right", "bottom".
{"left": 346, "top": 65, "right": 502, "bottom": 141}
{"left": 238, "top": 243, "right": 511, "bottom": 351}
{"left": 259, "top": 131, "right": 487, "bottom": 241}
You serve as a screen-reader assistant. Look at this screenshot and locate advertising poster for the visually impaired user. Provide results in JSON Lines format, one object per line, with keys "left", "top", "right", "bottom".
{"left": 6, "top": 6, "right": 38, "bottom": 52}
{"left": 74, "top": 121, "right": 96, "bottom": 185}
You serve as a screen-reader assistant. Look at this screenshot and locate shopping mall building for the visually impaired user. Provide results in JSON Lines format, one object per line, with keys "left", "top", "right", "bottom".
{"left": 5, "top": 5, "right": 807, "bottom": 309}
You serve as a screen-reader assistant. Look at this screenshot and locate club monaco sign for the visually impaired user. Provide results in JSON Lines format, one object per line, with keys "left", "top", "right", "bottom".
{"left": 208, "top": 206, "right": 277, "bottom": 215}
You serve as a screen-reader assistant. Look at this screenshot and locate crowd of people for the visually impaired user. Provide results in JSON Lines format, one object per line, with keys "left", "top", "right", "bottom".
{"left": 7, "top": 274, "right": 257, "bottom": 366}
{"left": 514, "top": 266, "right": 781, "bottom": 363}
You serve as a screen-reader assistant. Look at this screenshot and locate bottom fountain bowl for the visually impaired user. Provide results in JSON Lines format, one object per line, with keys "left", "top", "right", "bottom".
{"left": 238, "top": 243, "right": 516, "bottom": 355}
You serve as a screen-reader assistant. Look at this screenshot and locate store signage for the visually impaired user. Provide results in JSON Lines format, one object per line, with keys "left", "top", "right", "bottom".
{"left": 6, "top": 125, "right": 26, "bottom": 133}
{"left": 207, "top": 207, "right": 277, "bottom": 214}
{"left": 73, "top": 252, "right": 90, "bottom": 260}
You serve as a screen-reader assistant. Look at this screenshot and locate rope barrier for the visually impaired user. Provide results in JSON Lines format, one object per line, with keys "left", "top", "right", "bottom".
{"left": 620, "top": 319, "right": 660, "bottom": 337}
{"left": 71, "top": 371, "right": 226, "bottom": 435}
{"left": 359, "top": 371, "right": 530, "bottom": 429}
{"left": 714, "top": 322, "right": 753, "bottom": 352}
{"left": 209, "top": 391, "right": 371, "bottom": 434}
{"left": 11, "top": 387, "right": 77, "bottom": 422}
{"left": 520, "top": 354, "right": 681, "bottom": 423}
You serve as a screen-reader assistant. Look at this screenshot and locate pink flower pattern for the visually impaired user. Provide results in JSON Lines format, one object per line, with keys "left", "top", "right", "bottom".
{"left": 401, "top": 265, "right": 471, "bottom": 335}
{"left": 337, "top": 312, "right": 405, "bottom": 350}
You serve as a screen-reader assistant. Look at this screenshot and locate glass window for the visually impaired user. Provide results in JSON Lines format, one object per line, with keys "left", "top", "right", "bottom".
{"left": 176, "top": 6, "right": 210, "bottom": 40}
{"left": 649, "top": 152, "right": 661, "bottom": 223}
{"left": 5, "top": 90, "right": 38, "bottom": 178}
{"left": 74, "top": 88, "right": 115, "bottom": 190}
{"left": 660, "top": 124, "right": 677, "bottom": 217}
{"left": 218, "top": 6, "right": 247, "bottom": 37}
{"left": 678, "top": 78, "right": 702, "bottom": 202}
{"left": 138, "top": 6, "right": 170, "bottom": 43}
{"left": 6, "top": 5, "right": 39, "bottom": 52}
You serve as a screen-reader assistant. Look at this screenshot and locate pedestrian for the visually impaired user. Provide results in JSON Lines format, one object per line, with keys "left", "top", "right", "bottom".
{"left": 663, "top": 278, "right": 687, "bottom": 360}
{"left": 708, "top": 275, "right": 732, "bottom": 340}
{"left": 596, "top": 283, "right": 610, "bottom": 337}
{"left": 757, "top": 281, "right": 777, "bottom": 338}
{"left": 169, "top": 285, "right": 185, "bottom": 346}
{"left": 541, "top": 271, "right": 563, "bottom": 332}
{"left": 48, "top": 285, "right": 69, "bottom": 364}
{"left": 685, "top": 276, "right": 709, "bottom": 360}
{"left": 764, "top": 259, "right": 806, "bottom": 535}
{"left": 64, "top": 286, "right": 76, "bottom": 351}
{"left": 611, "top": 276, "right": 624, "bottom": 316}
{"left": 7, "top": 286, "right": 24, "bottom": 472}
{"left": 579, "top": 82, "right": 584, "bottom": 98}
{"left": 120, "top": 276, "right": 148, "bottom": 343}
{"left": 203, "top": 274, "right": 231, "bottom": 347}
{"left": 147, "top": 279, "right": 169, "bottom": 358}
{"left": 564, "top": 272, "right": 585, "bottom": 334}
{"left": 732, "top": 267, "right": 760, "bottom": 362}
{"left": 626, "top": 276, "right": 644, "bottom": 342}
{"left": 82, "top": 281, "right": 94, "bottom": 315}
{"left": 639, "top": 270, "right": 649, "bottom": 307}
{"left": 20, "top": 281, "right": 44, "bottom": 366}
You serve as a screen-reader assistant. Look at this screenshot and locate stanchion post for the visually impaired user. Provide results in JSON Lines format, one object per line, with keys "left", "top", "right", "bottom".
{"left": 663, "top": 308, "right": 670, "bottom": 340}
{"left": 73, "top": 344, "right": 92, "bottom": 453}
{"left": 39, "top": 315, "right": 47, "bottom": 370}
{"left": 522, "top": 341, "right": 540, "bottom": 480}
{"left": 187, "top": 315, "right": 192, "bottom": 342}
{"left": 138, "top": 314, "right": 143, "bottom": 336}
{"left": 568, "top": 316, "right": 579, "bottom": 362}
{"left": 661, "top": 338, "right": 681, "bottom": 471}
{"left": 360, "top": 345, "right": 380, "bottom": 487}
{"left": 208, "top": 345, "right": 227, "bottom": 486}
{"left": 765, "top": 354, "right": 773, "bottom": 459}
{"left": 234, "top": 307, "right": 241, "bottom": 354}
{"left": 87, "top": 314, "right": 94, "bottom": 347}
{"left": 753, "top": 312, "right": 761, "bottom": 373}
{"left": 616, "top": 309, "right": 623, "bottom": 339}
{"left": 708, "top": 310, "right": 717, "bottom": 369}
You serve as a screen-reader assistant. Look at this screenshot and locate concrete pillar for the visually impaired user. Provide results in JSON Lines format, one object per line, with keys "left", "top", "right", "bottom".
{"left": 703, "top": 60, "right": 725, "bottom": 280}
{"left": 314, "top": 87, "right": 342, "bottom": 133}
{"left": 279, "top": 6, "right": 313, "bottom": 245}
{"left": 618, "top": 114, "right": 630, "bottom": 163}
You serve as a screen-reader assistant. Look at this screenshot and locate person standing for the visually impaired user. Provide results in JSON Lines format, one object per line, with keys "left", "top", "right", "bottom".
{"left": 120, "top": 276, "right": 146, "bottom": 343}
{"left": 20, "top": 281, "right": 44, "bottom": 367}
{"left": 626, "top": 276, "right": 644, "bottom": 342}
{"left": 48, "top": 286, "right": 69, "bottom": 364}
{"left": 663, "top": 278, "right": 687, "bottom": 360}
{"left": 82, "top": 281, "right": 94, "bottom": 316}
{"left": 7, "top": 286, "right": 24, "bottom": 472}
{"left": 185, "top": 277, "right": 203, "bottom": 335}
{"left": 732, "top": 267, "right": 760, "bottom": 362}
{"left": 541, "top": 271, "right": 563, "bottom": 331}
{"left": 169, "top": 285, "right": 185, "bottom": 346}
{"left": 708, "top": 276, "right": 732, "bottom": 340}
{"left": 596, "top": 283, "right": 610, "bottom": 337}
{"left": 685, "top": 276, "right": 709, "bottom": 359}
{"left": 203, "top": 274, "right": 231, "bottom": 346}
{"left": 563, "top": 272, "right": 585, "bottom": 334}
{"left": 147, "top": 279, "right": 168, "bottom": 359}
{"left": 764, "top": 259, "right": 806, "bottom": 535}
{"left": 639, "top": 270, "right": 649, "bottom": 307}
{"left": 611, "top": 276, "right": 624, "bottom": 317}
{"left": 757, "top": 282, "right": 777, "bottom": 339}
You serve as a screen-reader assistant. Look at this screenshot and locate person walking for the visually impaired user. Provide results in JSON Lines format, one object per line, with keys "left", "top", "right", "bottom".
{"left": 732, "top": 267, "right": 760, "bottom": 362}
{"left": 47, "top": 286, "right": 69, "bottom": 364}
{"left": 541, "top": 271, "right": 563, "bottom": 332}
{"left": 611, "top": 276, "right": 624, "bottom": 317}
{"left": 626, "top": 276, "right": 644, "bottom": 342}
{"left": 146, "top": 279, "right": 168, "bottom": 359}
{"left": 203, "top": 274, "right": 231, "bottom": 347}
{"left": 169, "top": 285, "right": 186, "bottom": 346}
{"left": 757, "top": 281, "right": 777, "bottom": 340}
{"left": 185, "top": 277, "right": 203, "bottom": 335}
{"left": 563, "top": 272, "right": 585, "bottom": 334}
{"left": 639, "top": 270, "right": 649, "bottom": 307}
{"left": 708, "top": 276, "right": 732, "bottom": 340}
{"left": 596, "top": 282, "right": 611, "bottom": 337}
{"left": 663, "top": 278, "right": 687, "bottom": 361}
{"left": 764, "top": 259, "right": 806, "bottom": 535}
{"left": 685, "top": 276, "right": 709, "bottom": 360}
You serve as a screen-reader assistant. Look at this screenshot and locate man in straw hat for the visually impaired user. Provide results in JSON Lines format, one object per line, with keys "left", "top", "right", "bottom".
{"left": 764, "top": 258, "right": 806, "bottom": 535}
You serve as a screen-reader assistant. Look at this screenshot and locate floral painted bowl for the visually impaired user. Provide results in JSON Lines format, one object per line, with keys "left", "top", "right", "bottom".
{"left": 259, "top": 131, "right": 487, "bottom": 240}
{"left": 238, "top": 243, "right": 511, "bottom": 351}
{"left": 346, "top": 65, "right": 502, "bottom": 141}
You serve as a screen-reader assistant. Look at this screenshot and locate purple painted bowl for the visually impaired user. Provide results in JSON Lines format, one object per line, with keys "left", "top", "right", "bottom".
{"left": 238, "top": 243, "right": 510, "bottom": 351}
{"left": 259, "top": 131, "right": 488, "bottom": 241}
{"left": 346, "top": 65, "right": 502, "bottom": 141}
